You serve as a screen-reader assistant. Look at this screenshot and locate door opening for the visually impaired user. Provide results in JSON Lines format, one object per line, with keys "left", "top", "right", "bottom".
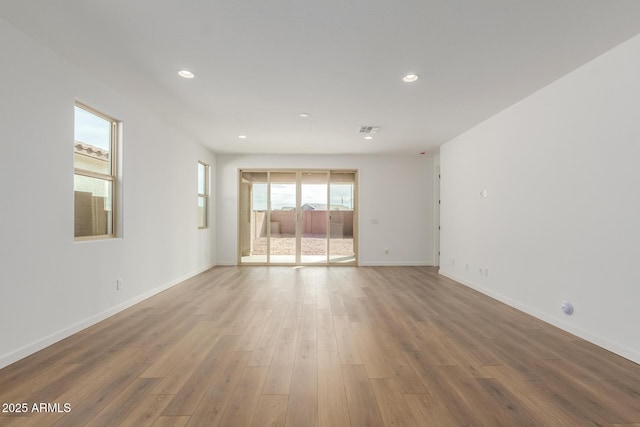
{"left": 238, "top": 169, "right": 357, "bottom": 265}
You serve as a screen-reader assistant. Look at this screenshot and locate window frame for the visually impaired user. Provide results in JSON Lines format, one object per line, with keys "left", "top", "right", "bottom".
{"left": 74, "top": 102, "right": 119, "bottom": 241}
{"left": 198, "top": 161, "right": 210, "bottom": 229}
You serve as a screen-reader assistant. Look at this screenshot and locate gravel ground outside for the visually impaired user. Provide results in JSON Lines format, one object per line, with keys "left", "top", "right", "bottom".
{"left": 252, "top": 235, "right": 354, "bottom": 256}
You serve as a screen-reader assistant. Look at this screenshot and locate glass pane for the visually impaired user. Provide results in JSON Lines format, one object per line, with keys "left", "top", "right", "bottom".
{"left": 74, "top": 106, "right": 112, "bottom": 175}
{"left": 240, "top": 171, "right": 268, "bottom": 263}
{"left": 301, "top": 172, "right": 328, "bottom": 263}
{"left": 198, "top": 196, "right": 207, "bottom": 228}
{"left": 329, "top": 172, "right": 355, "bottom": 263}
{"left": 74, "top": 174, "right": 113, "bottom": 237}
{"left": 269, "top": 172, "right": 297, "bottom": 263}
{"left": 198, "top": 162, "right": 207, "bottom": 195}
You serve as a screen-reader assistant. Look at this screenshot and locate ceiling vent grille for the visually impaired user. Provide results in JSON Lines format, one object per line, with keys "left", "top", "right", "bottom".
{"left": 358, "top": 126, "right": 380, "bottom": 134}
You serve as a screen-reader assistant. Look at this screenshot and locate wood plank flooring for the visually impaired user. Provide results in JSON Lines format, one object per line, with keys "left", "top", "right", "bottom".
{"left": 1, "top": 266, "right": 640, "bottom": 426}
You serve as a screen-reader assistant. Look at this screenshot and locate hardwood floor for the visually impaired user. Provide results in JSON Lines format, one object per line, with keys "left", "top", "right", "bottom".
{"left": 1, "top": 266, "right": 640, "bottom": 426}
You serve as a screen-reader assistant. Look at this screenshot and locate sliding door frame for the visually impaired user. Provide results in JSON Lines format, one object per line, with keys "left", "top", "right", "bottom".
{"left": 237, "top": 168, "right": 358, "bottom": 266}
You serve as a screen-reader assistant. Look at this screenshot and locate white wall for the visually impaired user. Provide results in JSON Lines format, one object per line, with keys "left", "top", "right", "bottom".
{"left": 216, "top": 154, "right": 434, "bottom": 266}
{"left": 0, "top": 18, "right": 216, "bottom": 368}
{"left": 440, "top": 34, "right": 640, "bottom": 364}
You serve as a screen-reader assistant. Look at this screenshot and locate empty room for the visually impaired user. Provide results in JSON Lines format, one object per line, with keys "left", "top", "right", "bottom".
{"left": 1, "top": 1, "right": 640, "bottom": 426}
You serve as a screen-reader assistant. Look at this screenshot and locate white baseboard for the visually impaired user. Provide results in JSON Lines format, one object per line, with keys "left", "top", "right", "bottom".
{"left": 0, "top": 264, "right": 215, "bottom": 369}
{"left": 439, "top": 269, "right": 640, "bottom": 365}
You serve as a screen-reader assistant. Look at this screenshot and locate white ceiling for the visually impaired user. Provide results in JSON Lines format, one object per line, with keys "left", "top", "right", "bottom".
{"left": 1, "top": 1, "right": 640, "bottom": 155}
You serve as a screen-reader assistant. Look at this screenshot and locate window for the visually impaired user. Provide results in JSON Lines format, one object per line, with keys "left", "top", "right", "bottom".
{"left": 74, "top": 103, "right": 118, "bottom": 239}
{"left": 198, "top": 161, "right": 209, "bottom": 228}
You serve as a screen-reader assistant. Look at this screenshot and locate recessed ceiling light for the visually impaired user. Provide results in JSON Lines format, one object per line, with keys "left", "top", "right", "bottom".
{"left": 178, "top": 70, "right": 194, "bottom": 79}
{"left": 238, "top": 135, "right": 247, "bottom": 139}
{"left": 364, "top": 136, "right": 374, "bottom": 140}
{"left": 402, "top": 74, "right": 419, "bottom": 83}
{"left": 299, "top": 113, "right": 310, "bottom": 118}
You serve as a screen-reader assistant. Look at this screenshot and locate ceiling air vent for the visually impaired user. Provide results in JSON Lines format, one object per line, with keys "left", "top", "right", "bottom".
{"left": 358, "top": 126, "right": 380, "bottom": 134}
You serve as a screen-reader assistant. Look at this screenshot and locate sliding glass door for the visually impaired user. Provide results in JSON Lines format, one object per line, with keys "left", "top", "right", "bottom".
{"left": 239, "top": 171, "right": 268, "bottom": 263}
{"left": 329, "top": 171, "right": 356, "bottom": 263}
{"left": 238, "top": 169, "right": 357, "bottom": 265}
{"left": 300, "top": 172, "right": 329, "bottom": 263}
{"left": 269, "top": 172, "right": 297, "bottom": 263}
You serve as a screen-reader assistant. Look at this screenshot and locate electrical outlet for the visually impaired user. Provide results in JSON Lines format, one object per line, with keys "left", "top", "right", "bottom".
{"left": 116, "top": 279, "right": 123, "bottom": 290}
